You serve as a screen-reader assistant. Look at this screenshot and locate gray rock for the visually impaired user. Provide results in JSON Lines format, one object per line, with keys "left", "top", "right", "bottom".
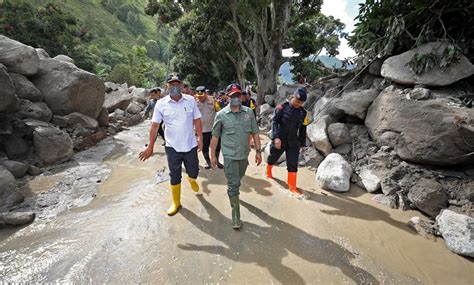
{"left": 9, "top": 73, "right": 42, "bottom": 102}
{"left": 35, "top": 48, "right": 50, "bottom": 59}
{"left": 51, "top": 115, "right": 69, "bottom": 127}
{"left": 368, "top": 58, "right": 383, "bottom": 76}
{"left": 31, "top": 58, "right": 105, "bottom": 119}
{"left": 381, "top": 42, "right": 474, "bottom": 86}
{"left": 103, "top": 89, "right": 133, "bottom": 112}
{"left": 307, "top": 115, "right": 334, "bottom": 156}
{"left": 53, "top": 54, "right": 74, "bottom": 64}
{"left": 366, "top": 86, "right": 474, "bottom": 165}
{"left": 0, "top": 64, "right": 19, "bottom": 113}
{"left": 0, "top": 160, "right": 29, "bottom": 178}
{"left": 408, "top": 178, "right": 447, "bottom": 217}
{"left": 125, "top": 113, "right": 144, "bottom": 127}
{"left": 97, "top": 107, "right": 109, "bottom": 127}
{"left": 274, "top": 84, "right": 303, "bottom": 106}
{"left": 132, "top": 96, "right": 147, "bottom": 105}
{"left": 265, "top": 95, "right": 275, "bottom": 106}
{"left": 372, "top": 194, "right": 398, "bottom": 209}
{"left": 409, "top": 87, "right": 431, "bottom": 100}
{"left": 327, "top": 123, "right": 351, "bottom": 147}
{"left": 63, "top": 112, "right": 99, "bottom": 129}
{"left": 408, "top": 216, "right": 435, "bottom": 238}
{"left": 130, "top": 87, "right": 147, "bottom": 99}
{"left": 436, "top": 209, "right": 474, "bottom": 257}
{"left": 0, "top": 166, "right": 23, "bottom": 211}
{"left": 120, "top": 83, "right": 128, "bottom": 89}
{"left": 2, "top": 136, "right": 29, "bottom": 159}
{"left": 33, "top": 126, "right": 74, "bottom": 165}
{"left": 0, "top": 212, "right": 35, "bottom": 226}
{"left": 333, "top": 144, "right": 352, "bottom": 155}
{"left": 126, "top": 101, "right": 143, "bottom": 114}
{"left": 334, "top": 89, "right": 380, "bottom": 120}
{"left": 28, "top": 165, "right": 43, "bottom": 176}
{"left": 316, "top": 153, "right": 352, "bottom": 192}
{"left": 259, "top": 103, "right": 272, "bottom": 115}
{"left": 16, "top": 100, "right": 53, "bottom": 122}
{"left": 104, "top": 82, "right": 119, "bottom": 92}
{"left": 0, "top": 35, "right": 39, "bottom": 76}
{"left": 298, "top": 146, "right": 323, "bottom": 167}
{"left": 359, "top": 168, "right": 381, "bottom": 193}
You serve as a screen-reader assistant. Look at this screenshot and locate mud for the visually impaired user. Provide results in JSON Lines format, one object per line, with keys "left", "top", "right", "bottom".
{"left": 1, "top": 122, "right": 473, "bottom": 284}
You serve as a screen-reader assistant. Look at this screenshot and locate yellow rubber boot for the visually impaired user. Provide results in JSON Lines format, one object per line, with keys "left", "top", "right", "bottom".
{"left": 266, "top": 164, "right": 273, "bottom": 179}
{"left": 187, "top": 176, "right": 199, "bottom": 192}
{"left": 167, "top": 184, "right": 182, "bottom": 216}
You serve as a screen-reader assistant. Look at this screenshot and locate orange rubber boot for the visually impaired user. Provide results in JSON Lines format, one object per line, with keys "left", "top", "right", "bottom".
{"left": 266, "top": 164, "right": 273, "bottom": 178}
{"left": 288, "top": 172, "right": 300, "bottom": 193}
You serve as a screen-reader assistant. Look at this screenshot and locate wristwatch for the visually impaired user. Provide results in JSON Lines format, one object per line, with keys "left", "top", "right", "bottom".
{"left": 256, "top": 148, "right": 263, "bottom": 154}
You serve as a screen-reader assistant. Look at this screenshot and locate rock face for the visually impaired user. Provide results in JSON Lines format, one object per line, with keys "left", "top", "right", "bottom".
{"left": 334, "top": 89, "right": 380, "bottom": 120}
{"left": 0, "top": 35, "right": 39, "bottom": 76}
{"left": 407, "top": 179, "right": 447, "bottom": 217}
{"left": 53, "top": 55, "right": 74, "bottom": 64}
{"left": 63, "top": 112, "right": 99, "bottom": 129}
{"left": 103, "top": 89, "right": 133, "bottom": 112}
{"left": 381, "top": 41, "right": 474, "bottom": 86}
{"left": 0, "top": 160, "right": 29, "bottom": 178}
{"left": 366, "top": 86, "right": 474, "bottom": 165}
{"left": 16, "top": 100, "right": 53, "bottom": 122}
{"left": 327, "top": 123, "right": 351, "bottom": 147}
{"left": 307, "top": 115, "right": 333, "bottom": 156}
{"left": 0, "top": 64, "right": 19, "bottom": 113}
{"left": 9, "top": 73, "right": 43, "bottom": 102}
{"left": 316, "top": 153, "right": 352, "bottom": 192}
{"left": 0, "top": 166, "right": 23, "bottom": 211}
{"left": 97, "top": 107, "right": 109, "bottom": 127}
{"left": 0, "top": 212, "right": 35, "bottom": 227}
{"left": 33, "top": 126, "right": 74, "bottom": 165}
{"left": 436, "top": 210, "right": 474, "bottom": 257}
{"left": 31, "top": 58, "right": 105, "bottom": 119}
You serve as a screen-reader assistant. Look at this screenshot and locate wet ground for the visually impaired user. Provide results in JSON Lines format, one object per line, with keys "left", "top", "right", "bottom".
{"left": 1, "top": 122, "right": 473, "bottom": 284}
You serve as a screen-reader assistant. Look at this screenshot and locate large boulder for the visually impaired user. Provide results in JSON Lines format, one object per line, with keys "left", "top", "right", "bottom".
{"left": 381, "top": 42, "right": 474, "bottom": 86}
{"left": 366, "top": 86, "right": 474, "bottom": 165}
{"left": 0, "top": 64, "right": 19, "bottom": 113}
{"left": 2, "top": 136, "right": 29, "bottom": 159}
{"left": 274, "top": 84, "right": 303, "bottom": 106}
{"left": 9, "top": 73, "right": 42, "bottom": 102}
{"left": 307, "top": 115, "right": 333, "bottom": 156}
{"left": 0, "top": 212, "right": 35, "bottom": 227}
{"left": 327, "top": 123, "right": 351, "bottom": 147}
{"left": 359, "top": 168, "right": 381, "bottom": 193}
{"left": 35, "top": 48, "right": 49, "bottom": 59}
{"left": 63, "top": 112, "right": 99, "bottom": 129}
{"left": 334, "top": 89, "right": 380, "bottom": 120}
{"left": 0, "top": 166, "right": 23, "bottom": 211}
{"left": 103, "top": 88, "right": 133, "bottom": 112}
{"left": 97, "top": 107, "right": 109, "bottom": 127}
{"left": 33, "top": 126, "right": 74, "bottom": 165}
{"left": 31, "top": 58, "right": 105, "bottom": 119}
{"left": 0, "top": 160, "right": 29, "bottom": 178}
{"left": 407, "top": 178, "right": 447, "bottom": 217}
{"left": 130, "top": 87, "right": 147, "bottom": 99}
{"left": 436, "top": 210, "right": 474, "bottom": 257}
{"left": 53, "top": 54, "right": 74, "bottom": 64}
{"left": 0, "top": 35, "right": 39, "bottom": 76}
{"left": 104, "top": 82, "right": 119, "bottom": 92}
{"left": 126, "top": 101, "right": 144, "bottom": 114}
{"left": 16, "top": 100, "right": 53, "bottom": 122}
{"left": 316, "top": 153, "right": 352, "bottom": 192}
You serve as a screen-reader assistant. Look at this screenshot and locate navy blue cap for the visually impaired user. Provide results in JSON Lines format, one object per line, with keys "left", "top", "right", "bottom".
{"left": 294, "top": 88, "right": 307, "bottom": 102}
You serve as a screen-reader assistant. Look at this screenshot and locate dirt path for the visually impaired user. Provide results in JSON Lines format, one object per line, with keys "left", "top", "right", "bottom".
{"left": 0, "top": 122, "right": 472, "bottom": 284}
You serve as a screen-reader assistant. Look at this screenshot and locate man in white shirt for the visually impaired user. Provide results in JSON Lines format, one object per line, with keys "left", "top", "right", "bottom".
{"left": 139, "top": 74, "right": 203, "bottom": 216}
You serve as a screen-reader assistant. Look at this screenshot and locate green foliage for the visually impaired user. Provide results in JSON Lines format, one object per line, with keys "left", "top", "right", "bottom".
{"left": 406, "top": 44, "right": 463, "bottom": 74}
{"left": 145, "top": 40, "right": 161, "bottom": 60}
{"left": 349, "top": 0, "right": 474, "bottom": 67}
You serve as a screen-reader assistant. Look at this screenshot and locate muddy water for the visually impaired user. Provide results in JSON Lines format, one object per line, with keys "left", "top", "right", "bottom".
{"left": 1, "top": 122, "right": 473, "bottom": 284}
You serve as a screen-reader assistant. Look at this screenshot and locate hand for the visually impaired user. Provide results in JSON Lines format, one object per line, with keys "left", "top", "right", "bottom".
{"left": 139, "top": 146, "right": 153, "bottom": 161}
{"left": 210, "top": 155, "right": 217, "bottom": 168}
{"left": 274, "top": 138, "right": 281, "bottom": 150}
{"left": 197, "top": 136, "right": 203, "bottom": 152}
{"left": 255, "top": 152, "right": 262, "bottom": 166}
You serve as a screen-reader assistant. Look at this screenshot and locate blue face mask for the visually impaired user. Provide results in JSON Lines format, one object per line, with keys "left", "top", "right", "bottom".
{"left": 230, "top": 97, "right": 241, "bottom": 107}
{"left": 169, "top": 86, "right": 181, "bottom": 97}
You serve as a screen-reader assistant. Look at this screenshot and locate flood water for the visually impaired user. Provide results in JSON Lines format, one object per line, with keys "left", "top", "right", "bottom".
{"left": 1, "top": 122, "right": 473, "bottom": 284}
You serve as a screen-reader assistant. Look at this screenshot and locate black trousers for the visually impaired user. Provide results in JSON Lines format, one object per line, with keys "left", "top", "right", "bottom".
{"left": 202, "top": 132, "right": 221, "bottom": 160}
{"left": 165, "top": 146, "right": 199, "bottom": 185}
{"left": 267, "top": 142, "right": 299, "bottom": 172}
{"left": 157, "top": 124, "right": 165, "bottom": 141}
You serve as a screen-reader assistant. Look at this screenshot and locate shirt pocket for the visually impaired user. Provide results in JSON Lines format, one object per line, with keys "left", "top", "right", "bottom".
{"left": 163, "top": 108, "right": 175, "bottom": 118}
{"left": 223, "top": 121, "right": 235, "bottom": 135}
{"left": 243, "top": 117, "right": 252, "bottom": 133}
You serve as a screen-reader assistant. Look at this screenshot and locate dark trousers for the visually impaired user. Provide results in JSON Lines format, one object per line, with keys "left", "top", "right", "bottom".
{"left": 202, "top": 132, "right": 221, "bottom": 162}
{"left": 165, "top": 146, "right": 199, "bottom": 185}
{"left": 267, "top": 143, "right": 299, "bottom": 172}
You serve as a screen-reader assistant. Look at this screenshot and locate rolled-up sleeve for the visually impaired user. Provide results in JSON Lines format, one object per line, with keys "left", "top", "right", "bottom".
{"left": 151, "top": 102, "right": 163, "bottom": 123}
{"left": 192, "top": 100, "right": 201, "bottom": 119}
{"left": 211, "top": 112, "right": 222, "bottom": 137}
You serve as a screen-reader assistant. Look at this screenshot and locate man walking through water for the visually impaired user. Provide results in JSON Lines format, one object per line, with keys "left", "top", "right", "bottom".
{"left": 139, "top": 74, "right": 203, "bottom": 216}
{"left": 266, "top": 88, "right": 309, "bottom": 195}
{"left": 210, "top": 83, "right": 262, "bottom": 229}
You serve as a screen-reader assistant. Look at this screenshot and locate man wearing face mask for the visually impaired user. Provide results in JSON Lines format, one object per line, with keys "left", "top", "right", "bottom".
{"left": 194, "top": 85, "right": 223, "bottom": 169}
{"left": 139, "top": 74, "right": 204, "bottom": 216}
{"left": 210, "top": 83, "right": 262, "bottom": 229}
{"left": 266, "top": 88, "right": 310, "bottom": 195}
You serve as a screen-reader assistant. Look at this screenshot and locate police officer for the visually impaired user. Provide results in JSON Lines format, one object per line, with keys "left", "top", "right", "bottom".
{"left": 195, "top": 85, "right": 223, "bottom": 169}
{"left": 139, "top": 74, "right": 203, "bottom": 216}
{"left": 266, "top": 88, "right": 309, "bottom": 194}
{"left": 210, "top": 83, "right": 262, "bottom": 229}
{"left": 215, "top": 90, "right": 229, "bottom": 111}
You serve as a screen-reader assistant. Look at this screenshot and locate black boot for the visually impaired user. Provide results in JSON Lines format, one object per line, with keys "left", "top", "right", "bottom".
{"left": 203, "top": 152, "right": 212, "bottom": 169}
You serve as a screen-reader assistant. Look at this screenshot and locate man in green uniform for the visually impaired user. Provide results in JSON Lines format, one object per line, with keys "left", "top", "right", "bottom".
{"left": 210, "top": 83, "right": 262, "bottom": 230}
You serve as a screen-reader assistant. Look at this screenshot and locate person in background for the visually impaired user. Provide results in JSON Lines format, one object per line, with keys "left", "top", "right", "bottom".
{"left": 144, "top": 87, "right": 165, "bottom": 143}
{"left": 266, "top": 88, "right": 309, "bottom": 195}
{"left": 195, "top": 85, "right": 223, "bottom": 169}
{"left": 139, "top": 74, "right": 203, "bottom": 216}
{"left": 215, "top": 90, "right": 229, "bottom": 112}
{"left": 210, "top": 83, "right": 262, "bottom": 229}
